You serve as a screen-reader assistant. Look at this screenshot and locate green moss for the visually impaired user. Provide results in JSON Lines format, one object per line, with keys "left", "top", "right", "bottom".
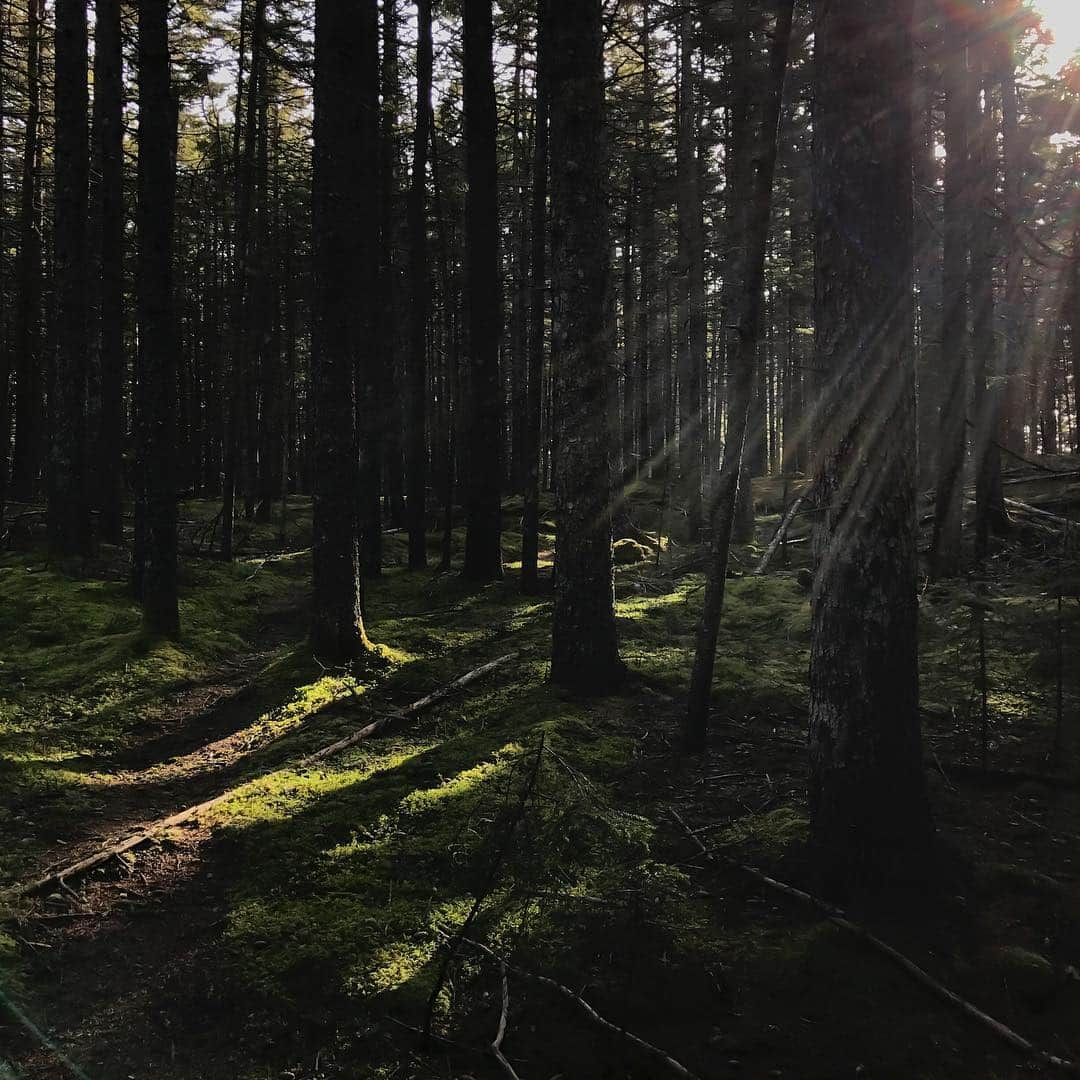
{"left": 719, "top": 807, "right": 809, "bottom": 858}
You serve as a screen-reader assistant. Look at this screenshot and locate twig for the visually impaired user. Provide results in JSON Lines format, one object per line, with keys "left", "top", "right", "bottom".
{"left": 17, "top": 653, "right": 518, "bottom": 898}
{"left": 670, "top": 809, "right": 1080, "bottom": 1076}
{"left": 459, "top": 935, "right": 699, "bottom": 1080}
{"left": 491, "top": 962, "right": 524, "bottom": 1080}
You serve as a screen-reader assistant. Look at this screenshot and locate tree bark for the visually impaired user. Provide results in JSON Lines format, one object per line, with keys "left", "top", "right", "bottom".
{"left": 521, "top": 0, "right": 549, "bottom": 596}
{"left": 407, "top": 0, "right": 432, "bottom": 571}
{"left": 310, "top": 0, "right": 378, "bottom": 663}
{"left": 548, "top": 0, "right": 621, "bottom": 692}
{"left": 462, "top": 0, "right": 504, "bottom": 582}
{"left": 50, "top": 0, "right": 92, "bottom": 555}
{"left": 93, "top": 0, "right": 126, "bottom": 544}
{"left": 676, "top": 12, "right": 705, "bottom": 539}
{"left": 135, "top": 0, "right": 180, "bottom": 636}
{"left": 808, "top": 0, "right": 931, "bottom": 894}
{"left": 930, "top": 11, "right": 970, "bottom": 579}
{"left": 11, "top": 0, "right": 43, "bottom": 502}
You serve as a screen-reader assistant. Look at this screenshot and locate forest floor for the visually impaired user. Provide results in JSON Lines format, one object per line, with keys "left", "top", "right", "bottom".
{"left": 1, "top": 468, "right": 1079, "bottom": 1080}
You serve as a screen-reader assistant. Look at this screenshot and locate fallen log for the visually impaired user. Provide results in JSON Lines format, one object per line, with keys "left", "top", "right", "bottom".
{"left": 1003, "top": 497, "right": 1077, "bottom": 531}
{"left": 671, "top": 809, "right": 1080, "bottom": 1076}
{"left": 15, "top": 652, "right": 517, "bottom": 898}
{"left": 753, "top": 492, "right": 809, "bottom": 576}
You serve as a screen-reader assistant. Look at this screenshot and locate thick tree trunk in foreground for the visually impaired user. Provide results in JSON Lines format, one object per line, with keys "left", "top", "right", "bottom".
{"left": 548, "top": 0, "right": 621, "bottom": 692}
{"left": 94, "top": 0, "right": 126, "bottom": 545}
{"left": 310, "top": 0, "right": 377, "bottom": 663}
{"left": 521, "top": 0, "right": 549, "bottom": 596}
{"left": 136, "top": 0, "right": 180, "bottom": 635}
{"left": 462, "top": 0, "right": 504, "bottom": 582}
{"left": 407, "top": 0, "right": 433, "bottom": 571}
{"left": 684, "top": 0, "right": 793, "bottom": 751}
{"left": 808, "top": 0, "right": 931, "bottom": 894}
{"left": 50, "top": 0, "right": 91, "bottom": 556}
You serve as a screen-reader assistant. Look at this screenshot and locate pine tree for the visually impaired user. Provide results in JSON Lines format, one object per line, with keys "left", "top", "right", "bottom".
{"left": 808, "top": 0, "right": 931, "bottom": 893}
{"left": 548, "top": 0, "right": 621, "bottom": 691}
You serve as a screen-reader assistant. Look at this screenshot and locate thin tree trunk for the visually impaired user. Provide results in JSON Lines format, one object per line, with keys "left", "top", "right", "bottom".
{"left": 931, "top": 13, "right": 970, "bottom": 579}
{"left": 11, "top": 0, "right": 43, "bottom": 502}
{"left": 684, "top": 0, "right": 794, "bottom": 752}
{"left": 521, "top": 0, "right": 549, "bottom": 596}
{"left": 407, "top": 0, "right": 433, "bottom": 571}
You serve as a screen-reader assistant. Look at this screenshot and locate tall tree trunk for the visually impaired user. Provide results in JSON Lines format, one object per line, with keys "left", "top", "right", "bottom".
{"left": 676, "top": 12, "right": 704, "bottom": 539}
{"left": 462, "top": 0, "right": 504, "bottom": 582}
{"left": 970, "top": 18, "right": 1007, "bottom": 562}
{"left": 684, "top": 0, "right": 794, "bottom": 751}
{"left": 93, "top": 0, "right": 126, "bottom": 544}
{"left": 50, "top": 0, "right": 92, "bottom": 555}
{"left": 521, "top": 0, "right": 549, "bottom": 596}
{"left": 931, "top": 12, "right": 970, "bottom": 579}
{"left": 11, "top": 0, "right": 43, "bottom": 502}
{"left": 548, "top": 0, "right": 621, "bottom": 691}
{"left": 0, "top": 0, "right": 8, "bottom": 529}
{"left": 407, "top": 0, "right": 432, "bottom": 571}
{"left": 310, "top": 0, "right": 378, "bottom": 663}
{"left": 999, "top": 39, "right": 1025, "bottom": 455}
{"left": 136, "top": 0, "right": 180, "bottom": 635}
{"left": 808, "top": 0, "right": 931, "bottom": 895}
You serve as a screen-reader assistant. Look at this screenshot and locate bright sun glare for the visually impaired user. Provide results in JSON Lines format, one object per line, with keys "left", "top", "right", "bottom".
{"left": 1031, "top": 0, "right": 1080, "bottom": 72}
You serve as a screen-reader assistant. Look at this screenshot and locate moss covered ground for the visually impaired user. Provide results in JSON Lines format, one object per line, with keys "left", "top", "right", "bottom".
{"left": 1, "top": 478, "right": 1079, "bottom": 1078}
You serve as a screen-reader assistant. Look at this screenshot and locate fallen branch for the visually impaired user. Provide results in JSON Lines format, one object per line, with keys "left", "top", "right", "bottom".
{"left": 16, "top": 653, "right": 517, "bottom": 898}
{"left": 491, "top": 962, "right": 524, "bottom": 1080}
{"left": 459, "top": 935, "right": 699, "bottom": 1080}
{"left": 670, "top": 809, "right": 1080, "bottom": 1076}
{"left": 753, "top": 492, "right": 809, "bottom": 576}
{"left": 1003, "top": 498, "right": 1077, "bottom": 532}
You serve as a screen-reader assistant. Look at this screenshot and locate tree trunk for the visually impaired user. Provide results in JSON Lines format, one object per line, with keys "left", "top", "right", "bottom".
{"left": 407, "top": 0, "right": 432, "bottom": 571}
{"left": 50, "top": 0, "right": 92, "bottom": 555}
{"left": 931, "top": 12, "right": 970, "bottom": 579}
{"left": 93, "top": 0, "right": 125, "bottom": 544}
{"left": 808, "top": 0, "right": 931, "bottom": 895}
{"left": 462, "top": 0, "right": 504, "bottom": 582}
{"left": 676, "top": 12, "right": 704, "bottom": 539}
{"left": 548, "top": 0, "right": 621, "bottom": 692}
{"left": 999, "top": 45, "right": 1026, "bottom": 456}
{"left": 310, "top": 0, "right": 378, "bottom": 663}
{"left": 970, "top": 17, "right": 1008, "bottom": 562}
{"left": 684, "top": 0, "right": 794, "bottom": 752}
{"left": 136, "top": 0, "right": 180, "bottom": 636}
{"left": 11, "top": 0, "right": 42, "bottom": 502}
{"left": 521, "top": 0, "right": 549, "bottom": 596}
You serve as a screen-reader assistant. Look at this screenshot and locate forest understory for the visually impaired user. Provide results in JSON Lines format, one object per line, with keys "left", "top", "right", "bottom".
{"left": 1, "top": 471, "right": 1078, "bottom": 1080}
